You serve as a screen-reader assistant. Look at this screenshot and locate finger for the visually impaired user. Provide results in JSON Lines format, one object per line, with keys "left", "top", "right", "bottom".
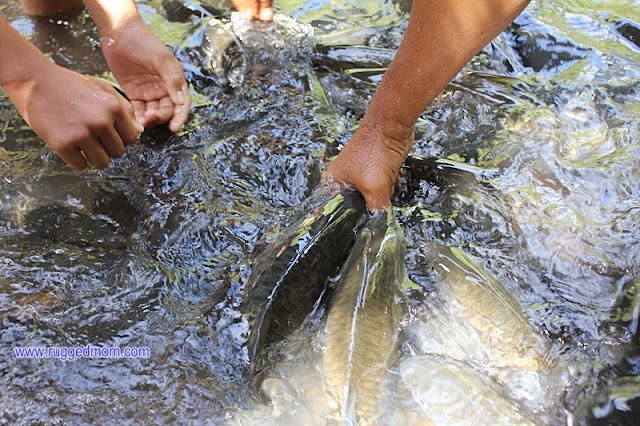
{"left": 230, "top": 0, "right": 255, "bottom": 17}
{"left": 57, "top": 145, "right": 88, "bottom": 171}
{"left": 140, "top": 99, "right": 160, "bottom": 127}
{"left": 96, "top": 124, "right": 127, "bottom": 157}
{"left": 99, "top": 81, "right": 144, "bottom": 136}
{"left": 112, "top": 95, "right": 144, "bottom": 145}
{"left": 145, "top": 99, "right": 159, "bottom": 114}
{"left": 79, "top": 140, "right": 111, "bottom": 169}
{"left": 258, "top": 0, "right": 273, "bottom": 21}
{"left": 157, "top": 58, "right": 190, "bottom": 130}
{"left": 145, "top": 96, "right": 174, "bottom": 127}
{"left": 169, "top": 81, "right": 190, "bottom": 132}
{"left": 364, "top": 191, "right": 390, "bottom": 213}
{"left": 131, "top": 100, "right": 147, "bottom": 127}
{"left": 142, "top": 99, "right": 168, "bottom": 128}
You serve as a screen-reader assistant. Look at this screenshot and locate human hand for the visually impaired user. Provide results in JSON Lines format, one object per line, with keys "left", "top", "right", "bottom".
{"left": 100, "top": 17, "right": 190, "bottom": 132}
{"left": 322, "top": 0, "right": 531, "bottom": 212}
{"left": 324, "top": 120, "right": 414, "bottom": 212}
{"left": 230, "top": 0, "right": 274, "bottom": 22}
{"left": 4, "top": 61, "right": 143, "bottom": 170}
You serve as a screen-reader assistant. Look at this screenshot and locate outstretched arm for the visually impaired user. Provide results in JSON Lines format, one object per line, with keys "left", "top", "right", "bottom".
{"left": 326, "top": 0, "right": 531, "bottom": 210}
{"left": 83, "top": 0, "right": 191, "bottom": 132}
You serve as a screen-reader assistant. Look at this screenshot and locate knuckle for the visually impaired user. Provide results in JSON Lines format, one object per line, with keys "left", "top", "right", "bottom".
{"left": 55, "top": 147, "right": 86, "bottom": 171}
{"left": 124, "top": 100, "right": 135, "bottom": 116}
{"left": 51, "top": 129, "right": 87, "bottom": 150}
{"left": 88, "top": 117, "right": 112, "bottom": 132}
{"left": 57, "top": 144, "right": 76, "bottom": 157}
{"left": 103, "top": 97, "right": 124, "bottom": 117}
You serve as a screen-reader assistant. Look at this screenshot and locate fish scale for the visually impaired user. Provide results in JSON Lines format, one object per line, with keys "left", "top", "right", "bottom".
{"left": 436, "top": 245, "right": 545, "bottom": 371}
{"left": 324, "top": 211, "right": 405, "bottom": 424}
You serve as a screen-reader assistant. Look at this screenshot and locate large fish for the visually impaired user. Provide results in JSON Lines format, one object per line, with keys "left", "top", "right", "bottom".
{"left": 242, "top": 189, "right": 367, "bottom": 370}
{"left": 396, "top": 243, "right": 548, "bottom": 425}
{"left": 324, "top": 210, "right": 405, "bottom": 425}
{"left": 399, "top": 356, "right": 536, "bottom": 426}
{"left": 433, "top": 244, "right": 546, "bottom": 372}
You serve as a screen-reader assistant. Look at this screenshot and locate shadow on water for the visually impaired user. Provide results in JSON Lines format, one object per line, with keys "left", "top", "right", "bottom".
{"left": 1, "top": 0, "right": 640, "bottom": 424}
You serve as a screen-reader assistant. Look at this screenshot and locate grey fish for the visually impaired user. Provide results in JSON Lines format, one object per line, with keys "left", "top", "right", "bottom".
{"left": 242, "top": 190, "right": 367, "bottom": 370}
{"left": 402, "top": 243, "right": 549, "bottom": 420}
{"left": 324, "top": 210, "right": 405, "bottom": 425}
{"left": 575, "top": 375, "right": 640, "bottom": 425}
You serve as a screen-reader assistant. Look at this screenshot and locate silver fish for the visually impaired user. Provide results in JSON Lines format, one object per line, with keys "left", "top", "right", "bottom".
{"left": 399, "top": 356, "right": 536, "bottom": 426}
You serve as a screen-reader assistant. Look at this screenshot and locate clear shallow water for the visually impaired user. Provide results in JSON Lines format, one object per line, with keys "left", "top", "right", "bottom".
{"left": 1, "top": 0, "right": 640, "bottom": 424}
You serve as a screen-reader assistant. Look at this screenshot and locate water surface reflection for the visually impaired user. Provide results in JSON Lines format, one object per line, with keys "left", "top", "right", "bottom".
{"left": 1, "top": 0, "right": 639, "bottom": 424}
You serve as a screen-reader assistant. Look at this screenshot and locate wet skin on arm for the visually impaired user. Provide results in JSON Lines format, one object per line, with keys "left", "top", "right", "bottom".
{"left": 325, "top": 0, "right": 531, "bottom": 211}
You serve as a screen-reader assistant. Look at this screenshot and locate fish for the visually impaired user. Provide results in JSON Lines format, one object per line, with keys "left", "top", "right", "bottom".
{"left": 433, "top": 244, "right": 546, "bottom": 372}
{"left": 399, "top": 356, "right": 536, "bottom": 426}
{"left": 401, "top": 155, "right": 500, "bottom": 192}
{"left": 241, "top": 189, "right": 367, "bottom": 370}
{"left": 402, "top": 241, "right": 549, "bottom": 421}
{"left": 324, "top": 210, "right": 405, "bottom": 425}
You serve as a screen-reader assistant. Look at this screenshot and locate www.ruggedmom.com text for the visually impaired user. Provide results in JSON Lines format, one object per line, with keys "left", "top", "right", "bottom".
{"left": 14, "top": 345, "right": 150, "bottom": 361}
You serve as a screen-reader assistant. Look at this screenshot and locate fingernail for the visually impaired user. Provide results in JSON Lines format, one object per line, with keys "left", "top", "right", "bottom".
{"left": 260, "top": 8, "right": 274, "bottom": 22}
{"left": 176, "top": 90, "right": 186, "bottom": 104}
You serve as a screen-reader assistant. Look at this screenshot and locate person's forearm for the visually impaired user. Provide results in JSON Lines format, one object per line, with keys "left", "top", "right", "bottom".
{"left": 365, "top": 0, "right": 530, "bottom": 141}
{"left": 0, "top": 16, "right": 51, "bottom": 92}
{"left": 82, "top": 0, "right": 141, "bottom": 38}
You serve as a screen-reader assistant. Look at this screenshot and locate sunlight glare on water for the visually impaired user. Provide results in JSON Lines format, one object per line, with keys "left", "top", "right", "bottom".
{"left": 1, "top": 0, "right": 640, "bottom": 424}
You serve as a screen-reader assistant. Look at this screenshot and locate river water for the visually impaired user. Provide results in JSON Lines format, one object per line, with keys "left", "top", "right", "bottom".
{"left": 1, "top": 0, "right": 639, "bottom": 424}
